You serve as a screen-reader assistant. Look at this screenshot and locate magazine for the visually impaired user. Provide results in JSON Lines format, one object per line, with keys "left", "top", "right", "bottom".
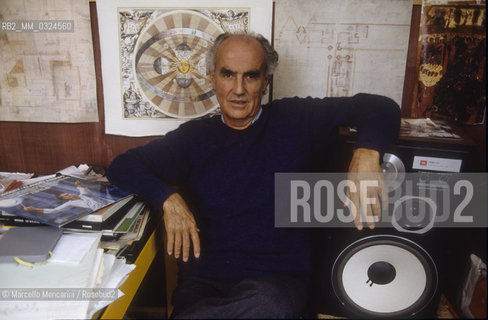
{"left": 0, "top": 174, "right": 132, "bottom": 227}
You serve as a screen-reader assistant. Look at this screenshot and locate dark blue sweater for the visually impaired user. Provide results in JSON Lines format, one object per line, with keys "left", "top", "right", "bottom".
{"left": 107, "top": 94, "right": 400, "bottom": 280}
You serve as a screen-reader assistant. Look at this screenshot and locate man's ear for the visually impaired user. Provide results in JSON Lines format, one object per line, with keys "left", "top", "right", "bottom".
{"left": 262, "top": 76, "right": 271, "bottom": 95}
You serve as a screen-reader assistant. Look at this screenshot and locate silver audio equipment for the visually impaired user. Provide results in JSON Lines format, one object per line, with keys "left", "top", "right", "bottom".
{"left": 382, "top": 153, "right": 406, "bottom": 192}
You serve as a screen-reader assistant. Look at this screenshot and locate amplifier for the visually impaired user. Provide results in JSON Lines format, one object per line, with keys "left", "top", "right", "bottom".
{"left": 333, "top": 118, "right": 478, "bottom": 173}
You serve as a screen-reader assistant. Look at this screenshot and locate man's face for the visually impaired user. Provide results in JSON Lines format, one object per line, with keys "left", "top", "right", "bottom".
{"left": 210, "top": 35, "right": 269, "bottom": 130}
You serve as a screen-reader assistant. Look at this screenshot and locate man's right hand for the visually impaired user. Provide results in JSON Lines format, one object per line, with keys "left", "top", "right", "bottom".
{"left": 162, "top": 193, "right": 200, "bottom": 262}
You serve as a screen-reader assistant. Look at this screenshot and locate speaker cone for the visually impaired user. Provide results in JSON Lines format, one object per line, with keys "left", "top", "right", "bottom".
{"left": 331, "top": 235, "right": 438, "bottom": 318}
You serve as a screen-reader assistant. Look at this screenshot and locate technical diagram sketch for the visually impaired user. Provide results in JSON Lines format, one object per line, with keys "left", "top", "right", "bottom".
{"left": 273, "top": 0, "right": 413, "bottom": 107}
{"left": 0, "top": 0, "right": 98, "bottom": 123}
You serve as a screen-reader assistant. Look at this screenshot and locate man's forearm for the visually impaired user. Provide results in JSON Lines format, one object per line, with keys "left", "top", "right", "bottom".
{"left": 350, "top": 93, "right": 401, "bottom": 153}
{"left": 106, "top": 151, "right": 177, "bottom": 209}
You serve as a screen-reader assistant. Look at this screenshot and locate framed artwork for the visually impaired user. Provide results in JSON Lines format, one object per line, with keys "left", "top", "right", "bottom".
{"left": 412, "top": 0, "right": 486, "bottom": 125}
{"left": 97, "top": 0, "right": 272, "bottom": 136}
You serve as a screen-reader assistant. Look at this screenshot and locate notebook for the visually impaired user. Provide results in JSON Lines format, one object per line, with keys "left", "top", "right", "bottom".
{"left": 0, "top": 226, "right": 63, "bottom": 263}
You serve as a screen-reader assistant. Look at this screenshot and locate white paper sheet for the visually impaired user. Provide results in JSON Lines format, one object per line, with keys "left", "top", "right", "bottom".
{"left": 50, "top": 233, "right": 100, "bottom": 264}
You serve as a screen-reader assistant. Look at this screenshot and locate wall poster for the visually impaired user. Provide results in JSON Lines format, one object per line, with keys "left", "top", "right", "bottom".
{"left": 97, "top": 0, "right": 273, "bottom": 137}
{"left": 0, "top": 0, "right": 98, "bottom": 123}
{"left": 273, "top": 0, "right": 413, "bottom": 108}
{"left": 412, "top": 0, "right": 486, "bottom": 124}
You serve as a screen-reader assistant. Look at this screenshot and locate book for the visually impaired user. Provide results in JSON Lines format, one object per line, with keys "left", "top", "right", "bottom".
{"left": 119, "top": 206, "right": 150, "bottom": 242}
{"left": 101, "top": 201, "right": 146, "bottom": 236}
{"left": 0, "top": 174, "right": 132, "bottom": 227}
{"left": 63, "top": 198, "right": 139, "bottom": 231}
{"left": 62, "top": 200, "right": 146, "bottom": 239}
{"left": 77, "top": 195, "right": 135, "bottom": 222}
{"left": 100, "top": 206, "right": 150, "bottom": 250}
{"left": 114, "top": 202, "right": 146, "bottom": 233}
{"left": 0, "top": 226, "right": 63, "bottom": 263}
{"left": 0, "top": 213, "right": 44, "bottom": 226}
{"left": 0, "top": 197, "right": 140, "bottom": 232}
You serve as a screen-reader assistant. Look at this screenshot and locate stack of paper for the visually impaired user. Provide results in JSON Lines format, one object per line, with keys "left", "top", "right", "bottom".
{"left": 0, "top": 232, "right": 135, "bottom": 319}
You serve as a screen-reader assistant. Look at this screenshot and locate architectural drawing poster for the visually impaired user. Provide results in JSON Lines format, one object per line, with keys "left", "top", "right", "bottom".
{"left": 97, "top": 0, "right": 273, "bottom": 137}
{"left": 411, "top": 0, "right": 486, "bottom": 125}
{"left": 273, "top": 0, "right": 413, "bottom": 108}
{"left": 0, "top": 0, "right": 98, "bottom": 123}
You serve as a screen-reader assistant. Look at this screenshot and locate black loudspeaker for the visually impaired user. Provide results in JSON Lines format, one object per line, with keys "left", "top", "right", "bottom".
{"left": 313, "top": 228, "right": 443, "bottom": 318}
{"left": 312, "top": 227, "right": 486, "bottom": 318}
{"left": 312, "top": 126, "right": 486, "bottom": 318}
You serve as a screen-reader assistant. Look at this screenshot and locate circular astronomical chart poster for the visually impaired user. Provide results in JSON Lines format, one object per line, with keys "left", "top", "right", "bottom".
{"left": 133, "top": 10, "right": 223, "bottom": 119}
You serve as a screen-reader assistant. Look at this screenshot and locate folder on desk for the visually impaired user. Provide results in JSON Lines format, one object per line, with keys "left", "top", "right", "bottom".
{"left": 0, "top": 226, "right": 63, "bottom": 263}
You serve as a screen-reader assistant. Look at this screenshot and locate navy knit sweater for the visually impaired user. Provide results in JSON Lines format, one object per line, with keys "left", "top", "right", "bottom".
{"left": 107, "top": 94, "right": 400, "bottom": 280}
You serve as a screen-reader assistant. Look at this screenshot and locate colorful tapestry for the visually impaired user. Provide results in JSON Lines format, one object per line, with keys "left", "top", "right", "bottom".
{"left": 412, "top": 0, "right": 486, "bottom": 124}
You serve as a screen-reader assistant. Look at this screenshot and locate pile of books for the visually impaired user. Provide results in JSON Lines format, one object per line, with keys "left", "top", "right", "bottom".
{"left": 0, "top": 227, "right": 136, "bottom": 319}
{"left": 0, "top": 165, "right": 154, "bottom": 318}
{"left": 0, "top": 165, "right": 150, "bottom": 251}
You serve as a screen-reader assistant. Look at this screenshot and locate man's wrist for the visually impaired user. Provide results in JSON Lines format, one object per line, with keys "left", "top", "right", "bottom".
{"left": 352, "top": 148, "right": 380, "bottom": 161}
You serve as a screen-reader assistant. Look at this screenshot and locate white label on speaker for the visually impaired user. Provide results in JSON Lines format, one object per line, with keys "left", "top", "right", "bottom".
{"left": 341, "top": 245, "right": 427, "bottom": 313}
{"left": 412, "top": 156, "right": 462, "bottom": 172}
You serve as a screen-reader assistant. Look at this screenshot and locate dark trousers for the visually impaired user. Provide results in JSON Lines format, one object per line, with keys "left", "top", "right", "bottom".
{"left": 170, "top": 275, "right": 309, "bottom": 319}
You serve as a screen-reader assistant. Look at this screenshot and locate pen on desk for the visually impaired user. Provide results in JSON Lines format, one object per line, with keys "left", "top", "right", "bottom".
{"left": 4, "top": 180, "right": 23, "bottom": 192}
